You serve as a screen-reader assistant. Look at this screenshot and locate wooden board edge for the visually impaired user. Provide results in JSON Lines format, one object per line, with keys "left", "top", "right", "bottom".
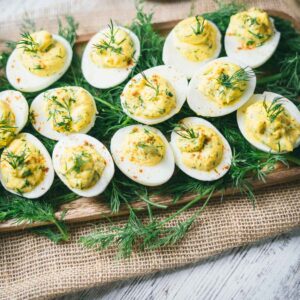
{"left": 1, "top": 166, "right": 299, "bottom": 233}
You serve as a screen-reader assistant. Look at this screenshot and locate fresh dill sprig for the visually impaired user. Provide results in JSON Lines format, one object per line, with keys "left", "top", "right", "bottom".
{"left": 263, "top": 96, "right": 284, "bottom": 123}
{"left": 191, "top": 15, "right": 205, "bottom": 35}
{"left": 93, "top": 20, "right": 124, "bottom": 55}
{"left": 217, "top": 67, "right": 254, "bottom": 89}
{"left": 174, "top": 123, "right": 199, "bottom": 139}
{"left": 140, "top": 71, "right": 160, "bottom": 96}
{"left": 80, "top": 187, "right": 214, "bottom": 258}
{"left": 71, "top": 152, "right": 90, "bottom": 173}
{"left": 58, "top": 15, "right": 78, "bottom": 47}
{"left": 17, "top": 32, "right": 39, "bottom": 53}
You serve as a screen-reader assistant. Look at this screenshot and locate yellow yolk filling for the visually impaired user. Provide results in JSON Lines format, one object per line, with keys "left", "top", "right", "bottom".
{"left": 0, "top": 134, "right": 47, "bottom": 193}
{"left": 245, "top": 101, "right": 300, "bottom": 152}
{"left": 123, "top": 74, "right": 176, "bottom": 119}
{"left": 199, "top": 62, "right": 247, "bottom": 106}
{"left": 90, "top": 27, "right": 134, "bottom": 68}
{"left": 59, "top": 144, "right": 106, "bottom": 190}
{"left": 44, "top": 87, "right": 96, "bottom": 134}
{"left": 174, "top": 16, "right": 217, "bottom": 62}
{"left": 0, "top": 101, "right": 16, "bottom": 148}
{"left": 17, "top": 30, "right": 67, "bottom": 76}
{"left": 176, "top": 125, "right": 223, "bottom": 171}
{"left": 227, "top": 7, "right": 273, "bottom": 49}
{"left": 123, "top": 127, "right": 166, "bottom": 166}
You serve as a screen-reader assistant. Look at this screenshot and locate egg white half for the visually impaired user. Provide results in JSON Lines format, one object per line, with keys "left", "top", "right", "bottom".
{"left": 52, "top": 134, "right": 115, "bottom": 197}
{"left": 6, "top": 35, "right": 73, "bottom": 93}
{"left": 0, "top": 90, "right": 28, "bottom": 135}
{"left": 0, "top": 133, "right": 54, "bottom": 198}
{"left": 163, "top": 20, "right": 222, "bottom": 79}
{"left": 121, "top": 65, "right": 188, "bottom": 125}
{"left": 82, "top": 26, "right": 140, "bottom": 89}
{"left": 187, "top": 57, "right": 256, "bottom": 117}
{"left": 171, "top": 117, "right": 232, "bottom": 181}
{"left": 237, "top": 91, "right": 300, "bottom": 153}
{"left": 110, "top": 125, "right": 175, "bottom": 186}
{"left": 225, "top": 18, "right": 280, "bottom": 69}
{"left": 30, "top": 86, "right": 97, "bottom": 141}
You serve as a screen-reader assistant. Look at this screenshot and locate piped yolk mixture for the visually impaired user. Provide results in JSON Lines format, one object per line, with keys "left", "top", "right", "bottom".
{"left": 123, "top": 74, "right": 176, "bottom": 119}
{"left": 59, "top": 144, "right": 106, "bottom": 190}
{"left": 199, "top": 62, "right": 248, "bottom": 105}
{"left": 227, "top": 7, "right": 274, "bottom": 49}
{"left": 17, "top": 31, "right": 67, "bottom": 76}
{"left": 0, "top": 101, "right": 16, "bottom": 148}
{"left": 244, "top": 100, "right": 300, "bottom": 152}
{"left": 0, "top": 134, "right": 47, "bottom": 193}
{"left": 91, "top": 26, "right": 134, "bottom": 68}
{"left": 174, "top": 16, "right": 217, "bottom": 62}
{"left": 123, "top": 127, "right": 166, "bottom": 166}
{"left": 176, "top": 124, "right": 223, "bottom": 171}
{"left": 43, "top": 87, "right": 96, "bottom": 134}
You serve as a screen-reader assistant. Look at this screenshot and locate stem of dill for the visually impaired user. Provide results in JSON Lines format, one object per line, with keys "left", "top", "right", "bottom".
{"left": 257, "top": 73, "right": 282, "bottom": 85}
{"left": 285, "top": 154, "right": 300, "bottom": 166}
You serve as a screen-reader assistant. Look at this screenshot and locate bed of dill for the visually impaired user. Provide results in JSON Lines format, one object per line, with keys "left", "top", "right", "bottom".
{"left": 0, "top": 3, "right": 299, "bottom": 257}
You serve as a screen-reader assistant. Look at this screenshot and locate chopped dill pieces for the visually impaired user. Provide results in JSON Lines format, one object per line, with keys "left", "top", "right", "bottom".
{"left": 71, "top": 152, "right": 90, "bottom": 173}
{"left": 263, "top": 96, "right": 285, "bottom": 123}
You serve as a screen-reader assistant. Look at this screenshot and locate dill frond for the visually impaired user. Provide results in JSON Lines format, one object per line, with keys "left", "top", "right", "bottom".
{"left": 174, "top": 123, "right": 199, "bottom": 139}
{"left": 17, "top": 32, "right": 39, "bottom": 53}
{"left": 263, "top": 96, "right": 284, "bottom": 123}
{"left": 58, "top": 15, "right": 78, "bottom": 47}
{"left": 217, "top": 67, "right": 254, "bottom": 89}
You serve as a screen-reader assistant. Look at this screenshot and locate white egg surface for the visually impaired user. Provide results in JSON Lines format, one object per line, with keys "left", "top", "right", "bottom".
{"left": 0, "top": 90, "right": 28, "bottom": 135}
{"left": 120, "top": 65, "right": 188, "bottom": 125}
{"left": 52, "top": 134, "right": 115, "bottom": 197}
{"left": 82, "top": 25, "right": 140, "bottom": 89}
{"left": 30, "top": 86, "right": 97, "bottom": 140}
{"left": 110, "top": 125, "right": 175, "bottom": 186}
{"left": 6, "top": 34, "right": 73, "bottom": 92}
{"left": 171, "top": 117, "right": 232, "bottom": 181}
{"left": 237, "top": 91, "right": 300, "bottom": 153}
{"left": 225, "top": 18, "right": 280, "bottom": 68}
{"left": 163, "top": 20, "right": 221, "bottom": 79}
{"left": 0, "top": 133, "right": 54, "bottom": 198}
{"left": 187, "top": 57, "right": 256, "bottom": 117}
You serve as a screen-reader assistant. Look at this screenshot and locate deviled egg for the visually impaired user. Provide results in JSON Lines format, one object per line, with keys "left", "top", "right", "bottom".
{"left": 121, "top": 65, "right": 188, "bottom": 125}
{"left": 82, "top": 21, "right": 140, "bottom": 89}
{"left": 237, "top": 91, "right": 300, "bottom": 153}
{"left": 30, "top": 86, "right": 97, "bottom": 140}
{"left": 52, "top": 134, "right": 114, "bottom": 197}
{"left": 110, "top": 125, "right": 175, "bottom": 186}
{"left": 0, "top": 90, "right": 28, "bottom": 148}
{"left": 225, "top": 7, "right": 280, "bottom": 68}
{"left": 0, "top": 133, "right": 54, "bottom": 198}
{"left": 171, "top": 117, "right": 232, "bottom": 181}
{"left": 187, "top": 57, "right": 256, "bottom": 117}
{"left": 6, "top": 30, "right": 73, "bottom": 92}
{"left": 163, "top": 15, "right": 221, "bottom": 78}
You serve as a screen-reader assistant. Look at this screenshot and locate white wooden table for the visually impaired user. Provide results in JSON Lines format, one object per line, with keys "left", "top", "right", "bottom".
{"left": 57, "top": 228, "right": 300, "bottom": 300}
{"left": 1, "top": 1, "right": 300, "bottom": 299}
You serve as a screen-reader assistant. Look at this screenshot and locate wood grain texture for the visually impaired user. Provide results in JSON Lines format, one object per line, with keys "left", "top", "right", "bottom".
{"left": 57, "top": 227, "right": 300, "bottom": 300}
{"left": 0, "top": 9, "right": 300, "bottom": 233}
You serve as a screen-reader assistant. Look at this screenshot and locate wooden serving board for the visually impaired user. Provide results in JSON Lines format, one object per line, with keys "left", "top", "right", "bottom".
{"left": 0, "top": 10, "right": 299, "bottom": 233}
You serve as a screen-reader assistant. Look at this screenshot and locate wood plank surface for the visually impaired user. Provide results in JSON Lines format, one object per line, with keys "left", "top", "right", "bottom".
{"left": 0, "top": 10, "right": 299, "bottom": 233}
{"left": 57, "top": 228, "right": 300, "bottom": 300}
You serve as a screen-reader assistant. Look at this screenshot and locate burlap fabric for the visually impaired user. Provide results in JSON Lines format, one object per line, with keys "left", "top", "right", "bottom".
{"left": 0, "top": 1, "right": 300, "bottom": 299}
